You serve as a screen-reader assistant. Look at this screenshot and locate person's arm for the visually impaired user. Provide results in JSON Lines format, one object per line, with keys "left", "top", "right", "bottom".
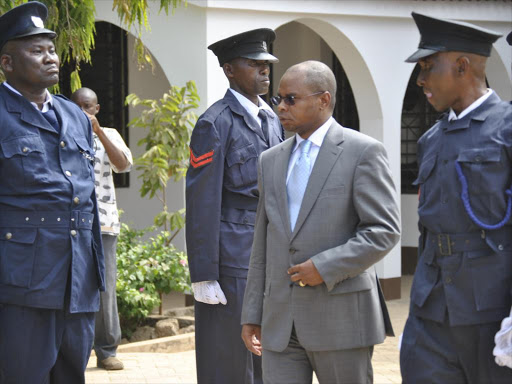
{"left": 186, "top": 116, "right": 225, "bottom": 290}
{"left": 82, "top": 112, "right": 106, "bottom": 291}
{"left": 241, "top": 153, "right": 268, "bottom": 348}
{"left": 85, "top": 112, "right": 130, "bottom": 172}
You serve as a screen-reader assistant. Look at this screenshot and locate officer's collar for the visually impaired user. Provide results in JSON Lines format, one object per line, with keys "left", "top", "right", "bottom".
{"left": 442, "top": 91, "right": 500, "bottom": 132}
{"left": 2, "top": 82, "right": 53, "bottom": 112}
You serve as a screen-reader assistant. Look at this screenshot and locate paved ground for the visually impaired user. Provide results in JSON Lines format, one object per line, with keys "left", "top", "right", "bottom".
{"left": 86, "top": 276, "right": 411, "bottom": 384}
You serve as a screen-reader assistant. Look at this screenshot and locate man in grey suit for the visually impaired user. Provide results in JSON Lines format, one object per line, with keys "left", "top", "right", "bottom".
{"left": 241, "top": 60, "right": 400, "bottom": 383}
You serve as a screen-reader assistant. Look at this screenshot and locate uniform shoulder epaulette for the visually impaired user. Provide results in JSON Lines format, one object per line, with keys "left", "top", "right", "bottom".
{"left": 200, "top": 99, "right": 230, "bottom": 123}
{"left": 54, "top": 94, "right": 71, "bottom": 102}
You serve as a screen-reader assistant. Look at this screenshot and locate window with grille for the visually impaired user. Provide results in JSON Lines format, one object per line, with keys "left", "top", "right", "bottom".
{"left": 401, "top": 64, "right": 440, "bottom": 194}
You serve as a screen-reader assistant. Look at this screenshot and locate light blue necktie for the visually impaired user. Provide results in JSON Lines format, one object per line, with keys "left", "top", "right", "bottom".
{"left": 287, "top": 139, "right": 312, "bottom": 231}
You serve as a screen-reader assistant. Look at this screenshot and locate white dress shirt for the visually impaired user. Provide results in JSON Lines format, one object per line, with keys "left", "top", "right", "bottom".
{"left": 448, "top": 88, "right": 493, "bottom": 121}
{"left": 3, "top": 82, "right": 53, "bottom": 112}
{"left": 229, "top": 88, "right": 273, "bottom": 127}
{"left": 286, "top": 116, "right": 334, "bottom": 183}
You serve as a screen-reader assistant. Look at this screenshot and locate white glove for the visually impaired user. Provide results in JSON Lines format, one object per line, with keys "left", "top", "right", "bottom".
{"left": 192, "top": 280, "right": 227, "bottom": 305}
{"left": 493, "top": 306, "right": 512, "bottom": 369}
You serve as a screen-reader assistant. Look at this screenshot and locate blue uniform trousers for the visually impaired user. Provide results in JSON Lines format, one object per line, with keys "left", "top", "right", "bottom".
{"left": 0, "top": 304, "right": 94, "bottom": 384}
{"left": 401, "top": 314, "right": 512, "bottom": 383}
{"left": 195, "top": 275, "right": 262, "bottom": 384}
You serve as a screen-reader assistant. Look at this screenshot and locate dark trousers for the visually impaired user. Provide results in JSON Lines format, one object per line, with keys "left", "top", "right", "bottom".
{"left": 401, "top": 314, "right": 512, "bottom": 384}
{"left": 0, "top": 304, "right": 94, "bottom": 384}
{"left": 194, "top": 275, "right": 262, "bottom": 384}
{"left": 94, "top": 234, "right": 122, "bottom": 361}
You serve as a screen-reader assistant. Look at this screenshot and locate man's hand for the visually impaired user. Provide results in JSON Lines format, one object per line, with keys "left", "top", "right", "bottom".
{"left": 241, "top": 324, "right": 262, "bottom": 356}
{"left": 83, "top": 110, "right": 101, "bottom": 135}
{"left": 287, "top": 259, "right": 324, "bottom": 287}
{"left": 191, "top": 281, "right": 227, "bottom": 305}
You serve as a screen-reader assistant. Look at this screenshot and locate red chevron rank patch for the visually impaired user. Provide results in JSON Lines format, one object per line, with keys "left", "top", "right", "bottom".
{"left": 190, "top": 147, "right": 214, "bottom": 168}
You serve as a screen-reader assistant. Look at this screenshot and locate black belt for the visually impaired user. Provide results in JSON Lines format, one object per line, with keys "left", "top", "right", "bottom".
{"left": 425, "top": 230, "right": 489, "bottom": 256}
{"left": 222, "top": 192, "right": 258, "bottom": 212}
{"left": 0, "top": 210, "right": 94, "bottom": 230}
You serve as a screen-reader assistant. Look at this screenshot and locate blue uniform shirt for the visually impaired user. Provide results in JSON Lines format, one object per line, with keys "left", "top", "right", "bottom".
{"left": 411, "top": 91, "right": 512, "bottom": 326}
{"left": 0, "top": 84, "right": 105, "bottom": 313}
{"left": 186, "top": 90, "right": 283, "bottom": 282}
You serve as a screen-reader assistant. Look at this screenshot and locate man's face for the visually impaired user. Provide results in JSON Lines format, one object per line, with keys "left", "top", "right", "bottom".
{"left": 73, "top": 91, "right": 99, "bottom": 116}
{"left": 1, "top": 35, "right": 59, "bottom": 90}
{"left": 227, "top": 58, "right": 270, "bottom": 99}
{"left": 276, "top": 71, "right": 324, "bottom": 139}
{"left": 416, "top": 52, "right": 460, "bottom": 112}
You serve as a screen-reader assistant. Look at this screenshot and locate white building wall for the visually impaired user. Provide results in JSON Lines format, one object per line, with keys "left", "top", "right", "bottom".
{"left": 94, "top": 2, "right": 209, "bottom": 250}
{"left": 93, "top": 0, "right": 512, "bottom": 272}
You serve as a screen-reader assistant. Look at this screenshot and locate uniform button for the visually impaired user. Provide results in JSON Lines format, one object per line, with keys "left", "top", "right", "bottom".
{"left": 25, "top": 217, "right": 29, "bottom": 221}
{"left": 57, "top": 217, "right": 61, "bottom": 222}
{"left": 41, "top": 217, "right": 45, "bottom": 222}
{"left": 65, "top": 170, "right": 72, "bottom": 177}
{"left": 289, "top": 247, "right": 297, "bottom": 254}
{"left": 70, "top": 230, "right": 77, "bottom": 236}
{"left": 443, "top": 159, "right": 448, "bottom": 165}
{"left": 442, "top": 199, "right": 448, "bottom": 204}
{"left": 5, "top": 232, "right": 12, "bottom": 240}
{"left": 60, "top": 141, "right": 66, "bottom": 148}
{"left": 22, "top": 147, "right": 29, "bottom": 153}
{"left": 243, "top": 217, "right": 248, "bottom": 224}
{"left": 445, "top": 276, "right": 452, "bottom": 284}
{"left": 498, "top": 244, "right": 504, "bottom": 251}
{"left": 73, "top": 197, "right": 80, "bottom": 205}
{"left": 82, "top": 218, "right": 85, "bottom": 222}
{"left": 475, "top": 156, "right": 482, "bottom": 162}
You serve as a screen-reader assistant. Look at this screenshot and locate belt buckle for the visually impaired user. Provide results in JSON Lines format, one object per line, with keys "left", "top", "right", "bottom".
{"left": 437, "top": 234, "right": 452, "bottom": 256}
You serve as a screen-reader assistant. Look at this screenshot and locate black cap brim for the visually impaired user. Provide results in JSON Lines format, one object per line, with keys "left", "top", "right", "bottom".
{"left": 242, "top": 51, "right": 279, "bottom": 63}
{"left": 13, "top": 27, "right": 56, "bottom": 41}
{"left": 405, "top": 48, "right": 439, "bottom": 63}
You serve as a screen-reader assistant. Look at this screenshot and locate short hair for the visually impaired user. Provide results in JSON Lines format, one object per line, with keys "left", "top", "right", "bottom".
{"left": 70, "top": 87, "right": 98, "bottom": 104}
{"left": 286, "top": 60, "right": 337, "bottom": 110}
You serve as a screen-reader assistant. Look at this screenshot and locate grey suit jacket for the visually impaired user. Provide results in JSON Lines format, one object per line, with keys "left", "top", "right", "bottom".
{"left": 241, "top": 120, "right": 401, "bottom": 352}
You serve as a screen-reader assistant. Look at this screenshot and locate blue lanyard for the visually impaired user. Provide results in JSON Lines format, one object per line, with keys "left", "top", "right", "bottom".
{"left": 455, "top": 161, "right": 512, "bottom": 230}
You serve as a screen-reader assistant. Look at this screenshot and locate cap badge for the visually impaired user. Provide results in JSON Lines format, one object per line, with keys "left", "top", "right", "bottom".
{"left": 31, "top": 16, "right": 44, "bottom": 28}
{"left": 262, "top": 41, "right": 267, "bottom": 50}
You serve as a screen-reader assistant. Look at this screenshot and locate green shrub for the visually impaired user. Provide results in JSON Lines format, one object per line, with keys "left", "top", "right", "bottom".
{"left": 116, "top": 223, "right": 191, "bottom": 338}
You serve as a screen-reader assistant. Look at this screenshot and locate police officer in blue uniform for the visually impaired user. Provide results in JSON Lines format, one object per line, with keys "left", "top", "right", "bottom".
{"left": 400, "top": 12, "right": 512, "bottom": 383}
{"left": 186, "top": 28, "right": 283, "bottom": 384}
{"left": 0, "top": 3, "right": 105, "bottom": 383}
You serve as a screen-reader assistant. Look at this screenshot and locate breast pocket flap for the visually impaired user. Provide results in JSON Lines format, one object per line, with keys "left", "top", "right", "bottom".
{"left": 73, "top": 136, "right": 94, "bottom": 155}
{"left": 226, "top": 144, "right": 258, "bottom": 167}
{"left": 413, "top": 154, "right": 437, "bottom": 186}
{"left": 457, "top": 147, "right": 501, "bottom": 163}
{"left": 1, "top": 135, "right": 44, "bottom": 158}
{"left": 318, "top": 186, "right": 345, "bottom": 199}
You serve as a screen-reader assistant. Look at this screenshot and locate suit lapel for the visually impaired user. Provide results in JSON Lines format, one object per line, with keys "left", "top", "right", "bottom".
{"left": 291, "top": 122, "right": 345, "bottom": 241}
{"left": 274, "top": 137, "right": 295, "bottom": 239}
{"left": 267, "top": 113, "right": 283, "bottom": 146}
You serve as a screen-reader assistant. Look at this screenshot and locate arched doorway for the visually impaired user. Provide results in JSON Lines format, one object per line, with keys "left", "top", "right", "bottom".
{"left": 272, "top": 21, "right": 359, "bottom": 133}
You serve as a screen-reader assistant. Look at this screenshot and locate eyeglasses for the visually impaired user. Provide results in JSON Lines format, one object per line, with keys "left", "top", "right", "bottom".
{"left": 270, "top": 91, "right": 326, "bottom": 106}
